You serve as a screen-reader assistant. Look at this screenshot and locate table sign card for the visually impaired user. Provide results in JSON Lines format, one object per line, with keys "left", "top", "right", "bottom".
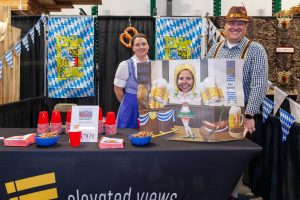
{"left": 71, "top": 106, "right": 99, "bottom": 142}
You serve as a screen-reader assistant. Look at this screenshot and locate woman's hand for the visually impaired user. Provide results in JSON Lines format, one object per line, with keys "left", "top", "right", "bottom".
{"left": 114, "top": 86, "right": 124, "bottom": 103}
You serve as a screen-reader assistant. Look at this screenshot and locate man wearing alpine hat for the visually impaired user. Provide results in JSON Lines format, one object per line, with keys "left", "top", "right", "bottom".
{"left": 207, "top": 6, "right": 268, "bottom": 135}
{"left": 206, "top": 6, "right": 268, "bottom": 200}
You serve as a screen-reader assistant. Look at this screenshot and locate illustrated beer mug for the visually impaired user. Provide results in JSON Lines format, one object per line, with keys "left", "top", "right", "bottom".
{"left": 229, "top": 106, "right": 244, "bottom": 129}
{"left": 204, "top": 77, "right": 220, "bottom": 103}
{"left": 199, "top": 83, "right": 210, "bottom": 105}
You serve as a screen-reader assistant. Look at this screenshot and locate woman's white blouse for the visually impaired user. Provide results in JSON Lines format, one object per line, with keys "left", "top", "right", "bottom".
{"left": 114, "top": 55, "right": 149, "bottom": 88}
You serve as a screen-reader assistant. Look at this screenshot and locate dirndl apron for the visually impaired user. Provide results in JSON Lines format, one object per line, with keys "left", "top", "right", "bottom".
{"left": 116, "top": 58, "right": 139, "bottom": 128}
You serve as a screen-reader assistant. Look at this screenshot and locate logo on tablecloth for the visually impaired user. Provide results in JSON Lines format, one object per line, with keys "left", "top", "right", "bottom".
{"left": 5, "top": 172, "right": 58, "bottom": 199}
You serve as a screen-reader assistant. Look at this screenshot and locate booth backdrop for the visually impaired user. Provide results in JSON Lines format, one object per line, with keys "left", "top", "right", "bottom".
{"left": 97, "top": 16, "right": 155, "bottom": 114}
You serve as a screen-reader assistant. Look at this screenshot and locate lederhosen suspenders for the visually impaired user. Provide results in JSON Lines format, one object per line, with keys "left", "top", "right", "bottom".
{"left": 213, "top": 39, "right": 252, "bottom": 59}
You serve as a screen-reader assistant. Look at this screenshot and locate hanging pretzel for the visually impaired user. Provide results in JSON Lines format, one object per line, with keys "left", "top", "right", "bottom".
{"left": 119, "top": 26, "right": 138, "bottom": 48}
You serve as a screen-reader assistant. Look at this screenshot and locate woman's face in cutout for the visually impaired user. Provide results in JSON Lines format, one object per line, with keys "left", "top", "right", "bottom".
{"left": 177, "top": 69, "right": 194, "bottom": 93}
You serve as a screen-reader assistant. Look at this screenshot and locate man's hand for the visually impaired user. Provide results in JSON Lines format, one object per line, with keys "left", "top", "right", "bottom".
{"left": 244, "top": 118, "right": 256, "bottom": 134}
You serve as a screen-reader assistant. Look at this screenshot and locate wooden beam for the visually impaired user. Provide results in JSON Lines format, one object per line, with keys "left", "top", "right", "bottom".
{"left": 0, "top": 0, "right": 29, "bottom": 11}
{"left": 0, "top": 6, "right": 21, "bottom": 104}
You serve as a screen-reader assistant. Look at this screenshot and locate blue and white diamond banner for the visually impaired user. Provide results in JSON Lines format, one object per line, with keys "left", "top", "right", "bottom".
{"left": 279, "top": 108, "right": 296, "bottom": 142}
{"left": 47, "top": 16, "right": 94, "bottom": 98}
{"left": 156, "top": 17, "right": 202, "bottom": 60}
{"left": 262, "top": 97, "right": 275, "bottom": 123}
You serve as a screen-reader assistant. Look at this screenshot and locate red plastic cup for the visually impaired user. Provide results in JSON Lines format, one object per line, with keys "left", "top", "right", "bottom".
{"left": 51, "top": 110, "right": 61, "bottom": 123}
{"left": 69, "top": 129, "right": 81, "bottom": 147}
{"left": 66, "top": 109, "right": 72, "bottom": 123}
{"left": 66, "top": 109, "right": 72, "bottom": 134}
{"left": 38, "top": 111, "right": 49, "bottom": 124}
{"left": 106, "top": 112, "right": 116, "bottom": 125}
{"left": 99, "top": 107, "right": 103, "bottom": 120}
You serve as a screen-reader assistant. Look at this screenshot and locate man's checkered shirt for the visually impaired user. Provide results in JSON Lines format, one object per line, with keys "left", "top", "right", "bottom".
{"left": 206, "top": 37, "right": 268, "bottom": 115}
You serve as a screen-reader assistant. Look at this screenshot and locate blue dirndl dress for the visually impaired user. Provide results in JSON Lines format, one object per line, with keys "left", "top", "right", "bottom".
{"left": 116, "top": 58, "right": 139, "bottom": 128}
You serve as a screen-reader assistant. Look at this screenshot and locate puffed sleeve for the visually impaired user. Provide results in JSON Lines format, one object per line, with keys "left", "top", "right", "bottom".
{"left": 114, "top": 61, "right": 129, "bottom": 88}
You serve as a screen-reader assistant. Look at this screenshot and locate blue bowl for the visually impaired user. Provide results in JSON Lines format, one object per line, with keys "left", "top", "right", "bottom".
{"left": 35, "top": 136, "right": 59, "bottom": 147}
{"left": 129, "top": 134, "right": 151, "bottom": 146}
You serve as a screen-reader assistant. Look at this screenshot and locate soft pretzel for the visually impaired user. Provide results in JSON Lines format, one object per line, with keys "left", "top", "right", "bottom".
{"left": 119, "top": 26, "right": 139, "bottom": 48}
{"left": 119, "top": 33, "right": 132, "bottom": 48}
{"left": 124, "top": 26, "right": 138, "bottom": 35}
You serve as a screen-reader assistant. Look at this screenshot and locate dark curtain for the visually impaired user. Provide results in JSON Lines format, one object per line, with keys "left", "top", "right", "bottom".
{"left": 11, "top": 16, "right": 45, "bottom": 99}
{"left": 97, "top": 16, "right": 155, "bottom": 114}
{"left": 0, "top": 96, "right": 46, "bottom": 127}
{"left": 248, "top": 114, "right": 300, "bottom": 200}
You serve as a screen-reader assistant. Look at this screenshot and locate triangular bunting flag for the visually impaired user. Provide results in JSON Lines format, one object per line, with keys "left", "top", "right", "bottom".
{"left": 274, "top": 86, "right": 288, "bottom": 115}
{"left": 289, "top": 99, "right": 300, "bottom": 123}
{"left": 267, "top": 80, "right": 273, "bottom": 91}
{"left": 41, "top": 15, "right": 47, "bottom": 25}
{"left": 21, "top": 34, "right": 29, "bottom": 51}
{"left": 200, "top": 17, "right": 208, "bottom": 58}
{"left": 29, "top": 28, "right": 35, "bottom": 44}
{"left": 35, "top": 20, "right": 41, "bottom": 36}
{"left": 279, "top": 108, "right": 296, "bottom": 142}
{"left": 0, "top": 58, "right": 2, "bottom": 79}
{"left": 14, "top": 42, "right": 22, "bottom": 55}
{"left": 262, "top": 97, "right": 275, "bottom": 123}
{"left": 4, "top": 49, "right": 13, "bottom": 68}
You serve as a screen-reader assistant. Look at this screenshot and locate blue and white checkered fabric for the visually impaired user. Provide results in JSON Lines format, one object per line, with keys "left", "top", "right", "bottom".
{"left": 22, "top": 35, "right": 29, "bottom": 51}
{"left": 4, "top": 50, "right": 13, "bottom": 68}
{"left": 279, "top": 108, "right": 296, "bottom": 142}
{"left": 29, "top": 28, "right": 35, "bottom": 44}
{"left": 206, "top": 37, "right": 268, "bottom": 115}
{"left": 262, "top": 97, "right": 275, "bottom": 123}
{"left": 14, "top": 42, "right": 21, "bottom": 55}
{"left": 156, "top": 17, "right": 202, "bottom": 60}
{"left": 0, "top": 58, "right": 2, "bottom": 79}
{"left": 47, "top": 16, "right": 94, "bottom": 98}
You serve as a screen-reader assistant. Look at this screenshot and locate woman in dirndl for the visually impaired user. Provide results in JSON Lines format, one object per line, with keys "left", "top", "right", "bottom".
{"left": 114, "top": 33, "right": 149, "bottom": 128}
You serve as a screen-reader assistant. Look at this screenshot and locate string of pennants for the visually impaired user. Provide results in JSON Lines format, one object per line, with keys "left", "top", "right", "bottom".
{"left": 262, "top": 81, "right": 299, "bottom": 142}
{"left": 204, "top": 19, "right": 224, "bottom": 45}
{"left": 0, "top": 15, "right": 47, "bottom": 79}
{"left": 200, "top": 18, "right": 224, "bottom": 58}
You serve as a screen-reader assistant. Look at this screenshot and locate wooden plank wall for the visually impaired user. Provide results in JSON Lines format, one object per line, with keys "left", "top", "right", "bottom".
{"left": 0, "top": 6, "right": 21, "bottom": 104}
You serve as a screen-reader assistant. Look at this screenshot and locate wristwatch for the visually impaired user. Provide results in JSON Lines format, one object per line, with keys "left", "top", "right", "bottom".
{"left": 245, "top": 114, "right": 254, "bottom": 119}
